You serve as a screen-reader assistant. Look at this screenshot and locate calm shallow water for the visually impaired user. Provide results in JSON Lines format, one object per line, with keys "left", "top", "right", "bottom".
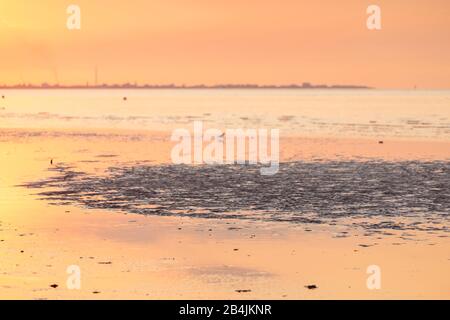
{"left": 1, "top": 89, "right": 449, "bottom": 139}
{"left": 4, "top": 89, "right": 450, "bottom": 232}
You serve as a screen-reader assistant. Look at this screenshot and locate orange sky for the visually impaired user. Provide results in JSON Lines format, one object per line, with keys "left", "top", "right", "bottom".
{"left": 0, "top": 0, "right": 449, "bottom": 88}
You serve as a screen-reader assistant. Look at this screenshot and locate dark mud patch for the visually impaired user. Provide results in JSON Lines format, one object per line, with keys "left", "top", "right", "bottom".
{"left": 20, "top": 161, "right": 450, "bottom": 233}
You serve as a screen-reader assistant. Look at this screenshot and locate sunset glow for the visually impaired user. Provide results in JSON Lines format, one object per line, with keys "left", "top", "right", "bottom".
{"left": 1, "top": 0, "right": 449, "bottom": 88}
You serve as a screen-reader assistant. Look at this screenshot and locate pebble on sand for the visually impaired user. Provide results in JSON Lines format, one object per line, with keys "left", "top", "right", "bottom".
{"left": 305, "top": 285, "right": 318, "bottom": 290}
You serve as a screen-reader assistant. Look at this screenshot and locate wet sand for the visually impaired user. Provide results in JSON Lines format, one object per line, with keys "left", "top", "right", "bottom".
{"left": 0, "top": 128, "right": 449, "bottom": 299}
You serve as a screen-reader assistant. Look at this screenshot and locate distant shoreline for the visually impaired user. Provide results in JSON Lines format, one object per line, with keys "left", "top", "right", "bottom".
{"left": 0, "top": 83, "right": 372, "bottom": 90}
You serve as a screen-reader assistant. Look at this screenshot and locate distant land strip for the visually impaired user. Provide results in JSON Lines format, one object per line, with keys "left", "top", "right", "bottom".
{"left": 0, "top": 82, "right": 372, "bottom": 90}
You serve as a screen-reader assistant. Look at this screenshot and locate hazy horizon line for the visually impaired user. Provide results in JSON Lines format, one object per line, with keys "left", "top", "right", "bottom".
{"left": 0, "top": 82, "right": 373, "bottom": 90}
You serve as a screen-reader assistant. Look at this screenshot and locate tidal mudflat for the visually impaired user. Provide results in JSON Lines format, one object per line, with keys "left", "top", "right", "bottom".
{"left": 1, "top": 127, "right": 449, "bottom": 299}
